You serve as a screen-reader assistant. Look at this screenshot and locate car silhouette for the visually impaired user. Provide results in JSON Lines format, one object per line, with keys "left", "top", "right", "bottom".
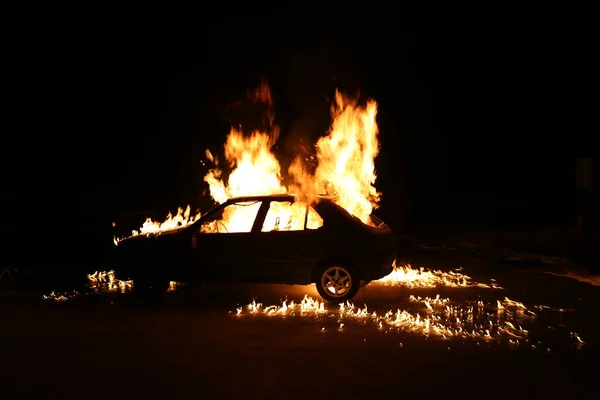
{"left": 112, "top": 194, "right": 396, "bottom": 302}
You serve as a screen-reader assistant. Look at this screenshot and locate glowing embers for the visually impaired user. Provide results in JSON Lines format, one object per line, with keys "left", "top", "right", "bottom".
{"left": 375, "top": 262, "right": 503, "bottom": 289}
{"left": 234, "top": 294, "right": 579, "bottom": 345}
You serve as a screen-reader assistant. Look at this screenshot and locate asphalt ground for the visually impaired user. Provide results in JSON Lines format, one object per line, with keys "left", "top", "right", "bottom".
{"left": 0, "top": 254, "right": 598, "bottom": 399}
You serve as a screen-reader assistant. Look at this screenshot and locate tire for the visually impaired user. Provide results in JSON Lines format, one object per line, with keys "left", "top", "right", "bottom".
{"left": 314, "top": 261, "right": 360, "bottom": 303}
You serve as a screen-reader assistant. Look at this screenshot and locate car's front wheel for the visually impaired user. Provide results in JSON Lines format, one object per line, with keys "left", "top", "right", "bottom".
{"left": 315, "top": 262, "right": 360, "bottom": 303}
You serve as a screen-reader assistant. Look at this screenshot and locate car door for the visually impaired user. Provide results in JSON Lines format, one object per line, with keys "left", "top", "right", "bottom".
{"left": 189, "top": 200, "right": 264, "bottom": 282}
{"left": 251, "top": 200, "right": 327, "bottom": 284}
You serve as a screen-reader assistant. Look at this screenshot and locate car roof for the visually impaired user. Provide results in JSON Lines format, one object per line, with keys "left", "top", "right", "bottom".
{"left": 225, "top": 194, "right": 337, "bottom": 203}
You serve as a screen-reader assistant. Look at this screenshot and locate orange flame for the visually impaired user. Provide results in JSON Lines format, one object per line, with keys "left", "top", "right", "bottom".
{"left": 235, "top": 294, "right": 535, "bottom": 342}
{"left": 376, "top": 261, "right": 503, "bottom": 289}
{"left": 204, "top": 130, "right": 285, "bottom": 204}
{"left": 313, "top": 90, "right": 380, "bottom": 223}
{"left": 123, "top": 81, "right": 382, "bottom": 239}
{"left": 205, "top": 84, "right": 381, "bottom": 231}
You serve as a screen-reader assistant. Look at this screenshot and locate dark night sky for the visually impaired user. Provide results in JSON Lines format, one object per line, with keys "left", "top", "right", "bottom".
{"left": 5, "top": 6, "right": 595, "bottom": 249}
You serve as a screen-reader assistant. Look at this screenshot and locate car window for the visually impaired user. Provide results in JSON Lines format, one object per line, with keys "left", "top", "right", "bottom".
{"left": 200, "top": 201, "right": 262, "bottom": 233}
{"left": 306, "top": 205, "right": 323, "bottom": 230}
{"left": 261, "top": 201, "right": 324, "bottom": 232}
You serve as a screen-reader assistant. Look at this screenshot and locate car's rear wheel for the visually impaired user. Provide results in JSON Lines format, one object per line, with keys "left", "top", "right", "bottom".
{"left": 315, "top": 262, "right": 360, "bottom": 303}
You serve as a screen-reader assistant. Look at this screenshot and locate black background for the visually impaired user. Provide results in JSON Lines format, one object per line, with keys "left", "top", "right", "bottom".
{"left": 4, "top": 5, "right": 596, "bottom": 259}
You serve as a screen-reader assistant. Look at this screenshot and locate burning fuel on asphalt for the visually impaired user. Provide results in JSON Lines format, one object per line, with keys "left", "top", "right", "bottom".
{"left": 41, "top": 262, "right": 586, "bottom": 351}
{"left": 41, "top": 82, "right": 587, "bottom": 353}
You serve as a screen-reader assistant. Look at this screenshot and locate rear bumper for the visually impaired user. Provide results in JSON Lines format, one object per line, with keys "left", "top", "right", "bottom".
{"left": 360, "top": 252, "right": 396, "bottom": 281}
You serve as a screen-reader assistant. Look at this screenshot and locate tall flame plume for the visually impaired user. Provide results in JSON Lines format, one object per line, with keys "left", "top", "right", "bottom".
{"left": 119, "top": 81, "right": 382, "bottom": 240}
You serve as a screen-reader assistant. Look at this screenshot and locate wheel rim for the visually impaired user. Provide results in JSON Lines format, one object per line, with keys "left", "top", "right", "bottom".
{"left": 320, "top": 266, "right": 352, "bottom": 298}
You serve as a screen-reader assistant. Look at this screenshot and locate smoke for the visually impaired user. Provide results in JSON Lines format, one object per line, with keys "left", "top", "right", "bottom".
{"left": 224, "top": 79, "right": 279, "bottom": 145}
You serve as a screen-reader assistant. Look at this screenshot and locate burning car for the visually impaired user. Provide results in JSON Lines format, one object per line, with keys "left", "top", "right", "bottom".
{"left": 112, "top": 194, "right": 395, "bottom": 302}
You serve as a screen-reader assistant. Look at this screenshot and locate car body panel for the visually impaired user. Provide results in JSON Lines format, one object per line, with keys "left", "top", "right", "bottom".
{"left": 112, "top": 195, "right": 396, "bottom": 286}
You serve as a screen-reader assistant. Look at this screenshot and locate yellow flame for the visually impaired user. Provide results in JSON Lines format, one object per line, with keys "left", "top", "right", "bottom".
{"left": 42, "top": 291, "right": 74, "bottom": 301}
{"left": 376, "top": 261, "right": 503, "bottom": 289}
{"left": 43, "top": 271, "right": 179, "bottom": 300}
{"left": 205, "top": 130, "right": 285, "bottom": 204}
{"left": 87, "top": 270, "right": 133, "bottom": 293}
{"left": 118, "top": 82, "right": 382, "bottom": 244}
{"left": 235, "top": 294, "right": 533, "bottom": 341}
{"left": 288, "top": 91, "right": 380, "bottom": 225}
{"left": 137, "top": 206, "right": 199, "bottom": 235}
{"left": 117, "top": 206, "right": 200, "bottom": 243}
{"left": 313, "top": 91, "right": 380, "bottom": 223}
{"left": 204, "top": 85, "right": 382, "bottom": 231}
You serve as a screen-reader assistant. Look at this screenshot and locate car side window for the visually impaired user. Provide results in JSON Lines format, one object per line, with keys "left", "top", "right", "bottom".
{"left": 306, "top": 205, "right": 324, "bottom": 230}
{"left": 261, "top": 201, "right": 324, "bottom": 232}
{"left": 200, "top": 201, "right": 262, "bottom": 233}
